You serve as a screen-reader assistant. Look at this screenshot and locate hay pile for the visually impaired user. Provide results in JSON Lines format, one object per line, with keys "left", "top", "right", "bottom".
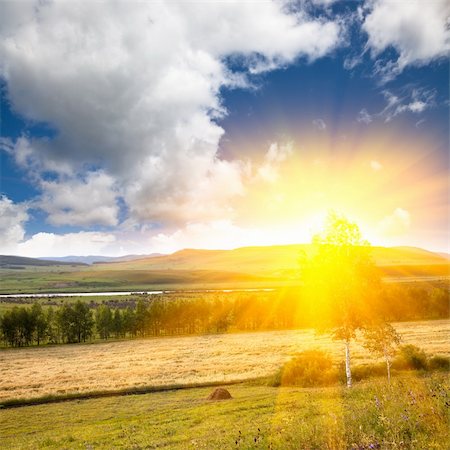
{"left": 206, "top": 387, "right": 232, "bottom": 400}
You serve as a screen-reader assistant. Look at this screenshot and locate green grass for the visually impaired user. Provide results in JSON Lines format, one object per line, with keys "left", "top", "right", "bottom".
{"left": 0, "top": 373, "right": 448, "bottom": 449}
{"left": 0, "top": 266, "right": 286, "bottom": 294}
{"left": 1, "top": 243, "right": 448, "bottom": 294}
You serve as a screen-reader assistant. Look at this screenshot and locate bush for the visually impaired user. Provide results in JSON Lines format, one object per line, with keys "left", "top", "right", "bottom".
{"left": 392, "top": 345, "right": 428, "bottom": 371}
{"left": 350, "top": 362, "right": 387, "bottom": 382}
{"left": 272, "top": 350, "right": 339, "bottom": 387}
{"left": 428, "top": 355, "right": 450, "bottom": 371}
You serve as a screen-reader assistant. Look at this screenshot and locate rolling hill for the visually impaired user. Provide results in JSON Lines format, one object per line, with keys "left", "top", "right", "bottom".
{"left": 0, "top": 255, "right": 87, "bottom": 268}
{"left": 38, "top": 254, "right": 162, "bottom": 265}
{"left": 1, "top": 245, "right": 448, "bottom": 294}
{"left": 91, "top": 244, "right": 449, "bottom": 278}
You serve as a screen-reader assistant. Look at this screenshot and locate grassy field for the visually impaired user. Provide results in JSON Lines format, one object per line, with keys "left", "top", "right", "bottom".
{"left": 1, "top": 320, "right": 448, "bottom": 404}
{"left": 0, "top": 266, "right": 285, "bottom": 294}
{"left": 1, "top": 244, "right": 448, "bottom": 294}
{"left": 1, "top": 373, "right": 448, "bottom": 449}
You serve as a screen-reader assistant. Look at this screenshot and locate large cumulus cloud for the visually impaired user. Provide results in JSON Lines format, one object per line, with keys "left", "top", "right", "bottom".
{"left": 0, "top": 196, "right": 29, "bottom": 254}
{"left": 0, "top": 0, "right": 341, "bottom": 229}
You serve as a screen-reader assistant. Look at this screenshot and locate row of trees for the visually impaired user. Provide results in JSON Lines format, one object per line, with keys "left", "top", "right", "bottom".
{"left": 0, "top": 213, "right": 448, "bottom": 390}
{"left": 0, "top": 281, "right": 446, "bottom": 348}
{"left": 0, "top": 302, "right": 94, "bottom": 347}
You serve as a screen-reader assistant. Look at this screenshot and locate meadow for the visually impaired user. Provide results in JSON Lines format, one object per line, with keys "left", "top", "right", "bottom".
{"left": 1, "top": 319, "right": 448, "bottom": 404}
{"left": 1, "top": 373, "right": 448, "bottom": 449}
{"left": 1, "top": 244, "right": 448, "bottom": 294}
{"left": 0, "top": 266, "right": 284, "bottom": 294}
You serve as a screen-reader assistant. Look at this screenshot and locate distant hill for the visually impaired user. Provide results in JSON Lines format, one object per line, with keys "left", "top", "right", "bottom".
{"left": 39, "top": 254, "right": 163, "bottom": 265}
{"left": 1, "top": 245, "right": 448, "bottom": 294}
{"left": 92, "top": 244, "right": 449, "bottom": 280}
{"left": 0, "top": 255, "right": 87, "bottom": 268}
{"left": 5, "top": 245, "right": 447, "bottom": 275}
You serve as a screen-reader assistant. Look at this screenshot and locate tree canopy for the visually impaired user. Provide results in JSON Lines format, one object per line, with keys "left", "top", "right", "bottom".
{"left": 301, "top": 212, "right": 381, "bottom": 386}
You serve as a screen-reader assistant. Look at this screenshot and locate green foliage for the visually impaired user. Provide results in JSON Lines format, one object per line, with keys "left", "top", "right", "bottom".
{"left": 376, "top": 283, "right": 450, "bottom": 321}
{"left": 302, "top": 213, "right": 382, "bottom": 388}
{"left": 1, "top": 286, "right": 449, "bottom": 348}
{"left": 363, "top": 322, "right": 401, "bottom": 382}
{"left": 392, "top": 344, "right": 428, "bottom": 371}
{"left": 96, "top": 305, "right": 113, "bottom": 339}
{"left": 273, "top": 350, "right": 339, "bottom": 387}
{"left": 304, "top": 213, "right": 379, "bottom": 340}
{"left": 363, "top": 322, "right": 401, "bottom": 357}
{"left": 273, "top": 347, "right": 448, "bottom": 388}
{"left": 57, "top": 301, "right": 94, "bottom": 343}
{"left": 45, "top": 307, "right": 59, "bottom": 344}
{"left": 428, "top": 355, "right": 450, "bottom": 371}
{"left": 112, "top": 308, "right": 123, "bottom": 338}
{"left": 0, "top": 303, "right": 49, "bottom": 347}
{"left": 31, "top": 303, "right": 47, "bottom": 345}
{"left": 349, "top": 362, "right": 388, "bottom": 382}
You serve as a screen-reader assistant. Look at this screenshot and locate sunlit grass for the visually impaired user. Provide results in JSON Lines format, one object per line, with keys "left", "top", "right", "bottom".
{"left": 0, "top": 373, "right": 448, "bottom": 449}
{"left": 1, "top": 320, "right": 448, "bottom": 403}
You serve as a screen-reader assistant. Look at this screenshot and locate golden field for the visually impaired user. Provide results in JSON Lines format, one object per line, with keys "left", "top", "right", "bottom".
{"left": 0, "top": 319, "right": 448, "bottom": 403}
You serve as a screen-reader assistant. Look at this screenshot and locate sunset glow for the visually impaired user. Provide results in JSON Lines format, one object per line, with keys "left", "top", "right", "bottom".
{"left": 215, "top": 130, "right": 448, "bottom": 252}
{"left": 0, "top": 0, "right": 448, "bottom": 257}
{"left": 1, "top": 3, "right": 449, "bottom": 448}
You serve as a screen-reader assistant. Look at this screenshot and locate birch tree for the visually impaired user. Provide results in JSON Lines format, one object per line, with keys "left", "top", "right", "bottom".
{"left": 302, "top": 212, "right": 380, "bottom": 388}
{"left": 363, "top": 322, "right": 401, "bottom": 384}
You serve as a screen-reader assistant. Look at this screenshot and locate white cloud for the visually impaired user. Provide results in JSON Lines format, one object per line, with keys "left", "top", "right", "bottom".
{"left": 148, "top": 220, "right": 265, "bottom": 254}
{"left": 408, "top": 101, "right": 427, "bottom": 113}
{"left": 379, "top": 89, "right": 435, "bottom": 122}
{"left": 312, "top": 118, "right": 327, "bottom": 130}
{"left": 357, "top": 108, "right": 373, "bottom": 124}
{"left": 38, "top": 172, "right": 119, "bottom": 227}
{"left": 147, "top": 218, "right": 315, "bottom": 254}
{"left": 415, "top": 118, "right": 426, "bottom": 128}
{"left": 0, "top": 196, "right": 29, "bottom": 253}
{"left": 0, "top": 1, "right": 341, "bottom": 228}
{"left": 343, "top": 55, "right": 362, "bottom": 71}
{"left": 0, "top": 195, "right": 120, "bottom": 256}
{"left": 363, "top": 0, "right": 449, "bottom": 80}
{"left": 257, "top": 142, "right": 293, "bottom": 184}
{"left": 15, "top": 232, "right": 117, "bottom": 258}
{"left": 379, "top": 208, "right": 411, "bottom": 236}
{"left": 312, "top": 0, "right": 338, "bottom": 5}
{"left": 356, "top": 87, "right": 436, "bottom": 126}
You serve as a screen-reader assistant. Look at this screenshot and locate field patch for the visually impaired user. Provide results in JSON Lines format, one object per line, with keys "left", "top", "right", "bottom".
{"left": 0, "top": 374, "right": 448, "bottom": 449}
{"left": 1, "top": 320, "right": 448, "bottom": 403}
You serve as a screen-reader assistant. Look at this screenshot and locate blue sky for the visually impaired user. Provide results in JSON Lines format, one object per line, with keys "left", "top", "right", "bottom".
{"left": 0, "top": 0, "right": 448, "bottom": 256}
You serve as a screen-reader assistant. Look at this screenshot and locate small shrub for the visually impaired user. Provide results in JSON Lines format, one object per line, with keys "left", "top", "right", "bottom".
{"left": 273, "top": 350, "right": 339, "bottom": 387}
{"left": 269, "top": 369, "right": 283, "bottom": 387}
{"left": 428, "top": 355, "right": 450, "bottom": 371}
{"left": 350, "top": 362, "right": 386, "bottom": 381}
{"left": 392, "top": 345, "right": 428, "bottom": 371}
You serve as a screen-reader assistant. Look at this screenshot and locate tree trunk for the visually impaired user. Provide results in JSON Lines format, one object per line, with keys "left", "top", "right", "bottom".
{"left": 384, "top": 347, "right": 391, "bottom": 385}
{"left": 345, "top": 339, "right": 352, "bottom": 388}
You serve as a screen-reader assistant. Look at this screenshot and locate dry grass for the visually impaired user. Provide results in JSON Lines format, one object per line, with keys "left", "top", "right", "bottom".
{"left": 0, "top": 320, "right": 448, "bottom": 403}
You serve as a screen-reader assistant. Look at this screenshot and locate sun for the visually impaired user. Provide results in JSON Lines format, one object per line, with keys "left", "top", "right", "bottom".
{"left": 231, "top": 128, "right": 447, "bottom": 250}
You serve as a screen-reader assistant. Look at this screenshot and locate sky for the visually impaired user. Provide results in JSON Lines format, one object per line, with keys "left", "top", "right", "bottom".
{"left": 0, "top": 0, "right": 448, "bottom": 257}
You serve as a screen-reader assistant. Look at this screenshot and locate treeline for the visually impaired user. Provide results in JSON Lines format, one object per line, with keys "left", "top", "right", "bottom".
{"left": 0, "top": 302, "right": 94, "bottom": 347}
{"left": 0, "top": 283, "right": 448, "bottom": 347}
